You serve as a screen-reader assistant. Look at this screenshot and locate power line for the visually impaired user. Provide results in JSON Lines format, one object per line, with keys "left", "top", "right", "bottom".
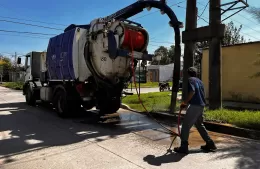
{"left": 175, "top": 4, "right": 209, "bottom": 23}
{"left": 0, "top": 19, "right": 64, "bottom": 31}
{"left": 0, "top": 15, "right": 67, "bottom": 27}
{"left": 237, "top": 13, "right": 260, "bottom": 26}
{"left": 198, "top": 1, "right": 209, "bottom": 19}
{"left": 132, "top": 0, "right": 186, "bottom": 20}
{"left": 0, "top": 33, "right": 51, "bottom": 39}
{"left": 0, "top": 52, "right": 25, "bottom": 56}
{"left": 198, "top": 15, "right": 259, "bottom": 41}
{"left": 149, "top": 3, "right": 210, "bottom": 42}
{"left": 197, "top": 15, "right": 209, "bottom": 24}
{"left": 0, "top": 29, "right": 56, "bottom": 36}
{"left": 197, "top": 1, "right": 260, "bottom": 41}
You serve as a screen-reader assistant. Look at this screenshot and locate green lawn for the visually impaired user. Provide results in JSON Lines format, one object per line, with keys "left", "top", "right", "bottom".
{"left": 122, "top": 92, "right": 260, "bottom": 131}
{"left": 127, "top": 82, "right": 173, "bottom": 88}
{"left": 204, "top": 109, "right": 260, "bottom": 130}
{"left": 122, "top": 91, "right": 180, "bottom": 112}
{"left": 0, "top": 82, "right": 24, "bottom": 90}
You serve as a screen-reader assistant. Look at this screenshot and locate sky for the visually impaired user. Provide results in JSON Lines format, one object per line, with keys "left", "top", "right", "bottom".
{"left": 0, "top": 0, "right": 259, "bottom": 63}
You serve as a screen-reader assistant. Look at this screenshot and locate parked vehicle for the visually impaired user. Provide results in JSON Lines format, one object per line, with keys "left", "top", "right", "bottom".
{"left": 159, "top": 82, "right": 171, "bottom": 92}
{"left": 18, "top": 19, "right": 152, "bottom": 118}
{"left": 16, "top": 0, "right": 181, "bottom": 118}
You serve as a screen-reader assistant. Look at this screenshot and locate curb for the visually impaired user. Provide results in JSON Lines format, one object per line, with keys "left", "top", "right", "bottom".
{"left": 120, "top": 104, "right": 260, "bottom": 140}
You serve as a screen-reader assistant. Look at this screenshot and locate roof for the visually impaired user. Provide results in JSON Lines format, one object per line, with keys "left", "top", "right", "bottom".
{"left": 202, "top": 40, "right": 260, "bottom": 50}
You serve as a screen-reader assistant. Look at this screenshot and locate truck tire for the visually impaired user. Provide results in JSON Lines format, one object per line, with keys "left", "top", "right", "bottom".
{"left": 82, "top": 100, "right": 95, "bottom": 110}
{"left": 53, "top": 88, "right": 81, "bottom": 118}
{"left": 25, "top": 86, "right": 36, "bottom": 106}
{"left": 98, "top": 97, "right": 121, "bottom": 116}
{"left": 53, "top": 90, "right": 70, "bottom": 118}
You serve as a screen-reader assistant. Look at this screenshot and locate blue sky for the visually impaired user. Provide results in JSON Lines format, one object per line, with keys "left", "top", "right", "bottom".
{"left": 0, "top": 0, "right": 259, "bottom": 62}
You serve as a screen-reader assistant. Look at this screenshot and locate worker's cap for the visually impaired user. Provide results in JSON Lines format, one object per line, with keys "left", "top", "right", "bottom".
{"left": 188, "top": 67, "right": 197, "bottom": 73}
{"left": 187, "top": 67, "right": 198, "bottom": 76}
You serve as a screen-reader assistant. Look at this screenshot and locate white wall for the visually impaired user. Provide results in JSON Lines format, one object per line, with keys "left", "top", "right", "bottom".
{"left": 159, "top": 63, "right": 174, "bottom": 82}
{"left": 146, "top": 61, "right": 183, "bottom": 82}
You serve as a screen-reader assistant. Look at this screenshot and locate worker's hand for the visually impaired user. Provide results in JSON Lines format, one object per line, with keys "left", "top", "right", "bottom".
{"left": 180, "top": 102, "right": 187, "bottom": 109}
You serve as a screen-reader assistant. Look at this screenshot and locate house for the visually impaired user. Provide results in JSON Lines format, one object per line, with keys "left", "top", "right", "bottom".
{"left": 145, "top": 58, "right": 184, "bottom": 82}
{"left": 146, "top": 63, "right": 174, "bottom": 82}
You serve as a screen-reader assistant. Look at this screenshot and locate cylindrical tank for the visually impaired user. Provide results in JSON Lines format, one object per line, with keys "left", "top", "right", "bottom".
{"left": 46, "top": 20, "right": 149, "bottom": 84}
{"left": 46, "top": 26, "right": 91, "bottom": 82}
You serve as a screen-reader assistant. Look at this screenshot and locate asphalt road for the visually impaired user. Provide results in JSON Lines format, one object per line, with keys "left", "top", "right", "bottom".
{"left": 0, "top": 87, "right": 259, "bottom": 169}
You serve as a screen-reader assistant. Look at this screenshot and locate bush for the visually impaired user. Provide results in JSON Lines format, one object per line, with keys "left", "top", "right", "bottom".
{"left": 1, "top": 82, "right": 24, "bottom": 90}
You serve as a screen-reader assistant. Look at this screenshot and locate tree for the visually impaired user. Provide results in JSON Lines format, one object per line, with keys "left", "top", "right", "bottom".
{"left": 0, "top": 56, "right": 12, "bottom": 81}
{"left": 196, "top": 21, "right": 246, "bottom": 49}
{"left": 168, "top": 45, "right": 175, "bottom": 63}
{"left": 222, "top": 21, "right": 246, "bottom": 45}
{"left": 247, "top": 7, "right": 260, "bottom": 78}
{"left": 151, "top": 45, "right": 175, "bottom": 65}
{"left": 194, "top": 21, "right": 246, "bottom": 78}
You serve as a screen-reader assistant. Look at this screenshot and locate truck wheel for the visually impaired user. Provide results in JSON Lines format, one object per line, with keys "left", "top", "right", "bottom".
{"left": 25, "top": 86, "right": 36, "bottom": 106}
{"left": 82, "top": 100, "right": 95, "bottom": 110}
{"left": 53, "top": 86, "right": 83, "bottom": 117}
{"left": 54, "top": 90, "right": 69, "bottom": 118}
{"left": 99, "top": 97, "right": 120, "bottom": 116}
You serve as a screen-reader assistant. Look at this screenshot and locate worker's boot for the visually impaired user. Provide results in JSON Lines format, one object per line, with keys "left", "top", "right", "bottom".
{"left": 201, "top": 140, "right": 217, "bottom": 151}
{"left": 174, "top": 141, "right": 189, "bottom": 154}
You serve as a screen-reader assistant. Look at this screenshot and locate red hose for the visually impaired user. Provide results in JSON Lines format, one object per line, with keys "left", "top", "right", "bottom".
{"left": 129, "top": 36, "right": 181, "bottom": 136}
{"left": 177, "top": 109, "right": 182, "bottom": 136}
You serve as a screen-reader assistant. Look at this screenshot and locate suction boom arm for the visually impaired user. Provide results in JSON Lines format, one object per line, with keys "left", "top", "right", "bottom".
{"left": 100, "top": 0, "right": 183, "bottom": 28}
{"left": 100, "top": 0, "right": 183, "bottom": 110}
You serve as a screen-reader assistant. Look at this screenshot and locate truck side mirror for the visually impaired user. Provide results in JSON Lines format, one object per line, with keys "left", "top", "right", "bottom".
{"left": 17, "top": 57, "right": 21, "bottom": 65}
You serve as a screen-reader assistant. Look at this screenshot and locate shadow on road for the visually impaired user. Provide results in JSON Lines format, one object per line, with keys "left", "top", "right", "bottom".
{"left": 143, "top": 149, "right": 209, "bottom": 166}
{"left": 0, "top": 102, "right": 160, "bottom": 163}
{"left": 143, "top": 153, "right": 187, "bottom": 166}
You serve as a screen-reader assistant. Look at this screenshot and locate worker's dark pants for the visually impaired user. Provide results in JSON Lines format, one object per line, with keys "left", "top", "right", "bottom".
{"left": 180, "top": 104, "right": 212, "bottom": 143}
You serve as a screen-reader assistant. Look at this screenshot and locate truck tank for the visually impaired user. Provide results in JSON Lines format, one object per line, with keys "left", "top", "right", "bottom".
{"left": 46, "top": 25, "right": 91, "bottom": 82}
{"left": 46, "top": 20, "right": 149, "bottom": 84}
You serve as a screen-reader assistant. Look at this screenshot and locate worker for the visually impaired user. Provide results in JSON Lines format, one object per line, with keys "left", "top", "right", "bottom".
{"left": 174, "top": 67, "right": 217, "bottom": 154}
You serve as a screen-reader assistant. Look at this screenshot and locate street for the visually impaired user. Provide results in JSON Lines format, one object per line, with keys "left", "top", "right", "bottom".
{"left": 0, "top": 86, "right": 259, "bottom": 169}
{"left": 124, "top": 87, "right": 161, "bottom": 94}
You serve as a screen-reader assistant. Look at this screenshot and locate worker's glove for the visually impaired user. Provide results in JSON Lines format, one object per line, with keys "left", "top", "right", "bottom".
{"left": 180, "top": 102, "right": 187, "bottom": 109}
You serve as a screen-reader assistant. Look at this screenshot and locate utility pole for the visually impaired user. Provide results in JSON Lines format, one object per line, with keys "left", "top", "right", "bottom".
{"left": 182, "top": 0, "right": 247, "bottom": 110}
{"left": 208, "top": 0, "right": 222, "bottom": 110}
{"left": 15, "top": 52, "right": 17, "bottom": 70}
{"left": 182, "top": 0, "right": 198, "bottom": 101}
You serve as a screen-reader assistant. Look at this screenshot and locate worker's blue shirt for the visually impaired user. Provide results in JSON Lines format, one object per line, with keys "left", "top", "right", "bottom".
{"left": 188, "top": 77, "right": 206, "bottom": 106}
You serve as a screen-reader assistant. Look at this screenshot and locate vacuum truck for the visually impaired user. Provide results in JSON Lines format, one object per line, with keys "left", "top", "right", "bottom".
{"left": 17, "top": 0, "right": 182, "bottom": 118}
